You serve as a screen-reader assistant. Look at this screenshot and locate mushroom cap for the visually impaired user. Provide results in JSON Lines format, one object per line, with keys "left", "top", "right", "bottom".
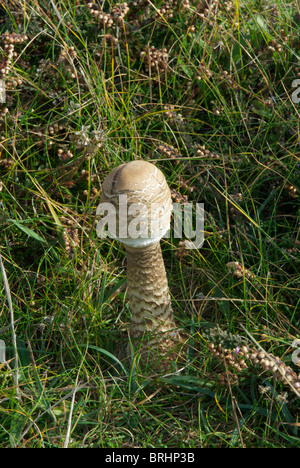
{"left": 99, "top": 160, "right": 172, "bottom": 247}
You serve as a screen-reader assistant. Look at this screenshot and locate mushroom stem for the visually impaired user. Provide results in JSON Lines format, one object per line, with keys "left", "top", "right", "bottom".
{"left": 126, "top": 242, "right": 177, "bottom": 343}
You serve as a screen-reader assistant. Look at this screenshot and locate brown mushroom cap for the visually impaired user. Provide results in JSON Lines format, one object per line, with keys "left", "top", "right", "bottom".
{"left": 100, "top": 160, "right": 172, "bottom": 247}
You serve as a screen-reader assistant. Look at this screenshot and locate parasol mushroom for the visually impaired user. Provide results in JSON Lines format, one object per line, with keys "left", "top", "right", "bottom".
{"left": 98, "top": 160, "right": 183, "bottom": 369}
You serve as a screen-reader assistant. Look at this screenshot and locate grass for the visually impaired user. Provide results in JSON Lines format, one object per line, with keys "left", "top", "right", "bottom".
{"left": 0, "top": 0, "right": 299, "bottom": 448}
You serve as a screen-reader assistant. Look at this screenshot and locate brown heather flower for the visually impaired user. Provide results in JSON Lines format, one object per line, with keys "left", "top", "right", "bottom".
{"left": 130, "top": 0, "right": 149, "bottom": 8}
{"left": 87, "top": 3, "right": 114, "bottom": 28}
{"left": 197, "top": 0, "right": 233, "bottom": 19}
{"left": 1, "top": 32, "right": 28, "bottom": 44}
{"left": 103, "top": 34, "right": 119, "bottom": 46}
{"left": 140, "top": 46, "right": 169, "bottom": 74}
{"left": 0, "top": 107, "right": 9, "bottom": 118}
{"left": 57, "top": 46, "right": 78, "bottom": 79}
{"left": 163, "top": 104, "right": 184, "bottom": 124}
{"left": 207, "top": 337, "right": 300, "bottom": 395}
{"left": 0, "top": 32, "right": 28, "bottom": 87}
{"left": 62, "top": 228, "right": 79, "bottom": 257}
{"left": 0, "top": 158, "right": 13, "bottom": 170}
{"left": 57, "top": 148, "right": 74, "bottom": 162}
{"left": 61, "top": 217, "right": 80, "bottom": 257}
{"left": 226, "top": 261, "right": 255, "bottom": 280}
{"left": 280, "top": 27, "right": 288, "bottom": 43}
{"left": 5, "top": 77, "right": 23, "bottom": 90}
{"left": 208, "top": 342, "right": 248, "bottom": 373}
{"left": 150, "top": 0, "right": 191, "bottom": 20}
{"left": 284, "top": 183, "right": 298, "bottom": 199}
{"left": 80, "top": 169, "right": 97, "bottom": 183}
{"left": 171, "top": 189, "right": 188, "bottom": 204}
{"left": 59, "top": 46, "right": 77, "bottom": 61}
{"left": 48, "top": 123, "right": 65, "bottom": 136}
{"left": 181, "top": 0, "right": 190, "bottom": 10}
{"left": 175, "top": 240, "right": 189, "bottom": 260}
{"left": 112, "top": 3, "right": 129, "bottom": 23}
{"left": 154, "top": 2, "right": 175, "bottom": 21}
{"left": 218, "top": 68, "right": 234, "bottom": 86}
{"left": 196, "top": 62, "right": 213, "bottom": 80}
{"left": 283, "top": 243, "right": 299, "bottom": 257}
{"left": 0, "top": 44, "right": 15, "bottom": 77}
{"left": 83, "top": 187, "right": 99, "bottom": 198}
{"left": 196, "top": 144, "right": 220, "bottom": 159}
{"left": 157, "top": 143, "right": 181, "bottom": 160}
{"left": 268, "top": 39, "right": 283, "bottom": 53}
{"left": 177, "top": 176, "right": 195, "bottom": 193}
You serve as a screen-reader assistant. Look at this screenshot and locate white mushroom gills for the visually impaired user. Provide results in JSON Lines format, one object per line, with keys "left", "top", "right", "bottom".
{"left": 100, "top": 160, "right": 182, "bottom": 366}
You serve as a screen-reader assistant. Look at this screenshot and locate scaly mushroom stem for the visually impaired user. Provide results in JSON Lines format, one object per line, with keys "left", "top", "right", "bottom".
{"left": 126, "top": 242, "right": 177, "bottom": 341}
